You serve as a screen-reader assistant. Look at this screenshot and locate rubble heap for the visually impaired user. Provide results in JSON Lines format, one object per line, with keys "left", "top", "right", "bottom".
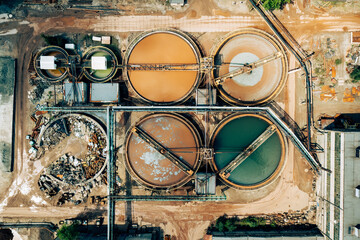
{"left": 48, "top": 154, "right": 87, "bottom": 185}
{"left": 36, "top": 114, "right": 108, "bottom": 205}
{"left": 41, "top": 118, "right": 70, "bottom": 149}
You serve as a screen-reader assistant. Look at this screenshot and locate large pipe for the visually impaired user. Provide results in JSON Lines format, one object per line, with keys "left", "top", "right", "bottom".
{"left": 38, "top": 105, "right": 322, "bottom": 174}
{"left": 247, "top": 0, "right": 313, "bottom": 152}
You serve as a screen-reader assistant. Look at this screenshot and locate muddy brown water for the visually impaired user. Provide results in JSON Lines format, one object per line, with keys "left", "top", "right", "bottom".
{"left": 45, "top": 51, "right": 66, "bottom": 78}
{"left": 126, "top": 114, "right": 200, "bottom": 188}
{"left": 215, "top": 34, "right": 284, "bottom": 102}
{"left": 128, "top": 33, "right": 199, "bottom": 103}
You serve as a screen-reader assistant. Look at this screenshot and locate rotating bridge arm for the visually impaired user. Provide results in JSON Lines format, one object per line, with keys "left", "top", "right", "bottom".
{"left": 126, "top": 57, "right": 213, "bottom": 72}
{"left": 132, "top": 127, "right": 194, "bottom": 176}
{"left": 215, "top": 52, "right": 283, "bottom": 85}
{"left": 219, "top": 124, "right": 276, "bottom": 179}
{"left": 127, "top": 63, "right": 199, "bottom": 71}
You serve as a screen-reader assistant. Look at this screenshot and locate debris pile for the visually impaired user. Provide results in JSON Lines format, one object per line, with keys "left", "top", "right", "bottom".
{"left": 263, "top": 211, "right": 314, "bottom": 225}
{"left": 48, "top": 154, "right": 86, "bottom": 185}
{"left": 35, "top": 114, "right": 108, "bottom": 205}
{"left": 83, "top": 154, "right": 106, "bottom": 180}
{"left": 39, "top": 152, "right": 108, "bottom": 205}
{"left": 320, "top": 85, "right": 337, "bottom": 102}
{"left": 38, "top": 175, "right": 60, "bottom": 197}
{"left": 41, "top": 119, "right": 69, "bottom": 149}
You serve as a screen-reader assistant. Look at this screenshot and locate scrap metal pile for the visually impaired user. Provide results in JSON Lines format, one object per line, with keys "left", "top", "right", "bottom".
{"left": 48, "top": 154, "right": 87, "bottom": 185}
{"left": 41, "top": 118, "right": 69, "bottom": 150}
{"left": 36, "top": 114, "right": 108, "bottom": 205}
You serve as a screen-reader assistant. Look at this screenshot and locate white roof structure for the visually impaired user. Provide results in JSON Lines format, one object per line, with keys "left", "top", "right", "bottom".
{"left": 91, "top": 56, "right": 107, "bottom": 70}
{"left": 318, "top": 131, "right": 360, "bottom": 240}
{"left": 92, "top": 36, "right": 102, "bottom": 42}
{"left": 170, "top": 0, "right": 185, "bottom": 5}
{"left": 101, "top": 36, "right": 111, "bottom": 45}
{"left": 65, "top": 43, "right": 75, "bottom": 50}
{"left": 40, "top": 56, "right": 56, "bottom": 70}
{"left": 90, "top": 83, "right": 119, "bottom": 103}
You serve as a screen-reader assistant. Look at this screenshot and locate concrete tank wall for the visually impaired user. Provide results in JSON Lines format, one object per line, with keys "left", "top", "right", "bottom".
{"left": 124, "top": 29, "right": 202, "bottom": 105}
{"left": 34, "top": 46, "right": 69, "bottom": 82}
{"left": 124, "top": 113, "right": 202, "bottom": 190}
{"left": 211, "top": 29, "right": 288, "bottom": 106}
{"left": 210, "top": 113, "right": 286, "bottom": 190}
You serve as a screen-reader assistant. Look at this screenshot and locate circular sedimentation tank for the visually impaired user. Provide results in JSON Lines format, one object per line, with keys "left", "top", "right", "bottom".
{"left": 211, "top": 29, "right": 288, "bottom": 106}
{"left": 83, "top": 46, "right": 118, "bottom": 83}
{"left": 34, "top": 46, "right": 69, "bottom": 82}
{"left": 124, "top": 113, "right": 202, "bottom": 190}
{"left": 124, "top": 29, "right": 202, "bottom": 105}
{"left": 210, "top": 114, "right": 285, "bottom": 189}
{"left": 38, "top": 113, "right": 108, "bottom": 185}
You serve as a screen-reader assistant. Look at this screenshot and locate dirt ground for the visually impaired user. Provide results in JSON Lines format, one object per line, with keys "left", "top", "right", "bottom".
{"left": 0, "top": 0, "right": 357, "bottom": 239}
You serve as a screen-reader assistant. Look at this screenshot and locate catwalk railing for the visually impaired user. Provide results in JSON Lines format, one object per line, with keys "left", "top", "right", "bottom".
{"left": 248, "top": 0, "right": 314, "bottom": 151}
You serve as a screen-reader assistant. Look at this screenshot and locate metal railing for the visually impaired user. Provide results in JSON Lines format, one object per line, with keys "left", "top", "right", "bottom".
{"left": 107, "top": 107, "right": 116, "bottom": 240}
{"left": 38, "top": 105, "right": 322, "bottom": 174}
{"left": 248, "top": 0, "right": 314, "bottom": 151}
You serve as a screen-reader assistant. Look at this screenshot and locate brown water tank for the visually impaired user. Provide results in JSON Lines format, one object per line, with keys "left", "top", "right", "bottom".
{"left": 124, "top": 113, "right": 202, "bottom": 190}
{"left": 124, "top": 30, "right": 202, "bottom": 105}
{"left": 211, "top": 29, "right": 288, "bottom": 106}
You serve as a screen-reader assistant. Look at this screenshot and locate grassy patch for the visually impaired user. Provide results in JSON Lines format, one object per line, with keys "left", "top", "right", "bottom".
{"left": 261, "top": 0, "right": 291, "bottom": 10}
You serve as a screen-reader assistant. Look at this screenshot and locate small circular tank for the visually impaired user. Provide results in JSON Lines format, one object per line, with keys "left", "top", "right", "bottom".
{"left": 211, "top": 29, "right": 288, "bottom": 106}
{"left": 124, "top": 29, "right": 202, "bottom": 105}
{"left": 210, "top": 114, "right": 285, "bottom": 189}
{"left": 124, "top": 113, "right": 202, "bottom": 190}
{"left": 34, "top": 46, "right": 69, "bottom": 82}
{"left": 82, "top": 46, "right": 118, "bottom": 83}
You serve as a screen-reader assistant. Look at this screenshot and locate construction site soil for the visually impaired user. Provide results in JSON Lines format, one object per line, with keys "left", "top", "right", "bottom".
{"left": 0, "top": 0, "right": 358, "bottom": 239}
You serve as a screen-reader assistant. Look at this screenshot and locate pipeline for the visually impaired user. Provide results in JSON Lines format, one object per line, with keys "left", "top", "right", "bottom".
{"left": 247, "top": 0, "right": 314, "bottom": 152}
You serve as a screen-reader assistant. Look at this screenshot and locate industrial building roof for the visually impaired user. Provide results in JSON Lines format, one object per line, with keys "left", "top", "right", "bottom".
{"left": 90, "top": 83, "right": 119, "bottom": 103}
{"left": 318, "top": 131, "right": 360, "bottom": 239}
{"left": 343, "top": 132, "right": 360, "bottom": 239}
{"left": 91, "top": 56, "right": 107, "bottom": 70}
{"left": 169, "top": 0, "right": 184, "bottom": 5}
{"left": 40, "top": 56, "right": 56, "bottom": 70}
{"left": 64, "top": 82, "right": 88, "bottom": 103}
{"left": 210, "top": 226, "right": 324, "bottom": 240}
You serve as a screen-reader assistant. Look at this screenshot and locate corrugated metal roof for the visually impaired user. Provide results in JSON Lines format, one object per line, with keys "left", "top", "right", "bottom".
{"left": 40, "top": 56, "right": 56, "bottom": 70}
{"left": 170, "top": 0, "right": 184, "bottom": 4}
{"left": 90, "top": 83, "right": 119, "bottom": 103}
{"left": 91, "top": 56, "right": 107, "bottom": 70}
{"left": 64, "top": 82, "right": 87, "bottom": 103}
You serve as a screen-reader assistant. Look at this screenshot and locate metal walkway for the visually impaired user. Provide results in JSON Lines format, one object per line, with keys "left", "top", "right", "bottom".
{"left": 110, "top": 194, "right": 227, "bottom": 202}
{"left": 247, "top": 0, "right": 314, "bottom": 151}
{"left": 215, "top": 52, "right": 283, "bottom": 85}
{"left": 38, "top": 105, "right": 322, "bottom": 174}
{"left": 106, "top": 107, "right": 116, "bottom": 240}
{"left": 219, "top": 124, "right": 276, "bottom": 178}
{"left": 132, "top": 126, "right": 194, "bottom": 175}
